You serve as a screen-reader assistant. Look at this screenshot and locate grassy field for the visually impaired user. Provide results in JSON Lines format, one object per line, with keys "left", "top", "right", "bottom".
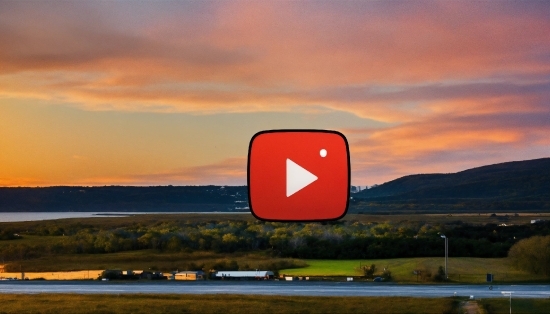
{"left": 3, "top": 213, "right": 550, "bottom": 282}
{"left": 0, "top": 294, "right": 548, "bottom": 314}
{"left": 0, "top": 294, "right": 460, "bottom": 314}
{"left": 5, "top": 254, "right": 544, "bottom": 283}
{"left": 479, "top": 298, "right": 550, "bottom": 314}
{"left": 2, "top": 212, "right": 549, "bottom": 230}
{"left": 3, "top": 250, "right": 306, "bottom": 273}
{"left": 8, "top": 251, "right": 539, "bottom": 284}
{"left": 280, "top": 257, "right": 542, "bottom": 283}
{"left": 2, "top": 248, "right": 543, "bottom": 283}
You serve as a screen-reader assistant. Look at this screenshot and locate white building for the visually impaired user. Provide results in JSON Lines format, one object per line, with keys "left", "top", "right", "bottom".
{"left": 215, "top": 270, "right": 274, "bottom": 280}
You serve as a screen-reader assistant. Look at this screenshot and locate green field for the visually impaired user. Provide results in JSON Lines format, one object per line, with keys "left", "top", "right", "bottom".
{"left": 5, "top": 250, "right": 306, "bottom": 273}
{"left": 7, "top": 252, "right": 544, "bottom": 284}
{"left": 10, "top": 250, "right": 539, "bottom": 284}
{"left": 280, "top": 257, "right": 541, "bottom": 283}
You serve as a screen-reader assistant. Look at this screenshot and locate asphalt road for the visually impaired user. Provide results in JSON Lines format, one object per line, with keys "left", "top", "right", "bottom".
{"left": 0, "top": 281, "right": 549, "bottom": 298}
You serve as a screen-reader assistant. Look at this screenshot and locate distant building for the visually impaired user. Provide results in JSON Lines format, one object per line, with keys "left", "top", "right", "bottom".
{"left": 215, "top": 270, "right": 274, "bottom": 280}
{"left": 173, "top": 271, "right": 205, "bottom": 281}
{"left": 350, "top": 186, "right": 367, "bottom": 193}
{"left": 139, "top": 271, "right": 166, "bottom": 280}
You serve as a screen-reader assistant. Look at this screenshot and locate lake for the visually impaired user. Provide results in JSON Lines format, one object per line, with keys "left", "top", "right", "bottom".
{"left": 0, "top": 212, "right": 249, "bottom": 222}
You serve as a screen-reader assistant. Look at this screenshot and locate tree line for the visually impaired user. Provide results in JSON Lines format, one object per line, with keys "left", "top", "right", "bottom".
{"left": 1, "top": 219, "right": 549, "bottom": 263}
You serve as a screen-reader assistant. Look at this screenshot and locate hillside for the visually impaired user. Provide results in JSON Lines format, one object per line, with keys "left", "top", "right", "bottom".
{"left": 352, "top": 157, "right": 550, "bottom": 213}
{"left": 0, "top": 186, "right": 248, "bottom": 212}
{"left": 1, "top": 158, "right": 549, "bottom": 213}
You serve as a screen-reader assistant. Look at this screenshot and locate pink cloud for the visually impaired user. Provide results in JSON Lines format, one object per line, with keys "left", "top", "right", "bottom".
{"left": 1, "top": 2, "right": 549, "bottom": 117}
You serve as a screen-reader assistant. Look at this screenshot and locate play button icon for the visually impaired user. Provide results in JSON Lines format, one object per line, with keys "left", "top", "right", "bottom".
{"left": 286, "top": 158, "right": 318, "bottom": 197}
{"left": 248, "top": 129, "right": 350, "bottom": 221}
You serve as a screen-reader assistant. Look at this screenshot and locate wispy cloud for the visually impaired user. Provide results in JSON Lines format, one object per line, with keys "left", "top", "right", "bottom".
{"left": 2, "top": 2, "right": 549, "bottom": 115}
{"left": 74, "top": 158, "right": 247, "bottom": 186}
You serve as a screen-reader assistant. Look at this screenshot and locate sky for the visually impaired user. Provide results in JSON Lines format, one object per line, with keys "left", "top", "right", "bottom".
{"left": 1, "top": 1, "right": 550, "bottom": 187}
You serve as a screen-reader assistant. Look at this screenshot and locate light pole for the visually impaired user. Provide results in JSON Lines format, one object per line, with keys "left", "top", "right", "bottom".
{"left": 502, "top": 291, "right": 512, "bottom": 314}
{"left": 441, "top": 235, "right": 448, "bottom": 279}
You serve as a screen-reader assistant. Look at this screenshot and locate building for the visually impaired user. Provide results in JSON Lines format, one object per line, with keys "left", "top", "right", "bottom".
{"left": 215, "top": 270, "right": 274, "bottom": 280}
{"left": 173, "top": 271, "right": 205, "bottom": 281}
{"left": 140, "top": 271, "right": 166, "bottom": 280}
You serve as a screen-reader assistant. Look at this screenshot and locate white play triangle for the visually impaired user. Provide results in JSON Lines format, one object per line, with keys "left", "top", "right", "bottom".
{"left": 286, "top": 158, "right": 318, "bottom": 197}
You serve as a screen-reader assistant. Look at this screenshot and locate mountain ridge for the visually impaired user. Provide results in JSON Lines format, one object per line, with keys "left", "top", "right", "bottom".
{"left": 352, "top": 157, "right": 550, "bottom": 213}
{"left": 1, "top": 157, "right": 549, "bottom": 213}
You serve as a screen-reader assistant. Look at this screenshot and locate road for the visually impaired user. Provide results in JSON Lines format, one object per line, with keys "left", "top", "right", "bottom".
{"left": 0, "top": 281, "right": 549, "bottom": 298}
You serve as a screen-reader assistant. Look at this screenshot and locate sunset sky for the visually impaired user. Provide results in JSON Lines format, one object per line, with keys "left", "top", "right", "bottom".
{"left": 1, "top": 1, "right": 550, "bottom": 187}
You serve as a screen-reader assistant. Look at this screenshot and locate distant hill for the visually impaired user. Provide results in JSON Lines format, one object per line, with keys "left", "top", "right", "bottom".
{"left": 352, "top": 157, "right": 550, "bottom": 213}
{"left": 2, "top": 158, "right": 549, "bottom": 213}
{"left": 0, "top": 186, "right": 249, "bottom": 212}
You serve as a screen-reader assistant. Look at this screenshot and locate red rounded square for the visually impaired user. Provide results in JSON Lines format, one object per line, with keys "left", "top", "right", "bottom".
{"left": 248, "top": 130, "right": 350, "bottom": 221}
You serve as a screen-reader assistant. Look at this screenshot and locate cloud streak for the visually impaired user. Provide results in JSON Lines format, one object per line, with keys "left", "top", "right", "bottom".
{"left": 2, "top": 2, "right": 549, "bottom": 114}
{"left": 86, "top": 158, "right": 247, "bottom": 186}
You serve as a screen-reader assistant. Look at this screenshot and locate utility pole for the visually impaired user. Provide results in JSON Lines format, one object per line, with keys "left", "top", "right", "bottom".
{"left": 502, "top": 291, "right": 512, "bottom": 314}
{"left": 441, "top": 235, "right": 448, "bottom": 279}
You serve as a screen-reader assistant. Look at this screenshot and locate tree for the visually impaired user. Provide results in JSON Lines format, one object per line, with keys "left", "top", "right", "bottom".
{"left": 508, "top": 235, "right": 550, "bottom": 277}
{"left": 382, "top": 268, "right": 392, "bottom": 281}
{"left": 166, "top": 235, "right": 182, "bottom": 252}
{"left": 434, "top": 266, "right": 446, "bottom": 282}
{"left": 361, "top": 264, "right": 376, "bottom": 278}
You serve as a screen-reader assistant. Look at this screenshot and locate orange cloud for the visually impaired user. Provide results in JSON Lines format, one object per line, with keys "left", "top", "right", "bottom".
{"left": 344, "top": 106, "right": 550, "bottom": 184}
{"left": 1, "top": 2, "right": 549, "bottom": 118}
{"left": 0, "top": 158, "right": 247, "bottom": 187}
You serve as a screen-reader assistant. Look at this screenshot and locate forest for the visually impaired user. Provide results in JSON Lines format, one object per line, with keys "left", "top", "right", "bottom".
{"left": 1, "top": 216, "right": 549, "bottom": 263}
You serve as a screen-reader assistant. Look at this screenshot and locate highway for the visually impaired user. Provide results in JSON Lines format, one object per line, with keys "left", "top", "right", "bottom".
{"left": 0, "top": 281, "right": 549, "bottom": 298}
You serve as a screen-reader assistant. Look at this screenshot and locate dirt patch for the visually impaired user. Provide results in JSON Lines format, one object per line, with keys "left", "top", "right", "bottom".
{"left": 462, "top": 301, "right": 483, "bottom": 314}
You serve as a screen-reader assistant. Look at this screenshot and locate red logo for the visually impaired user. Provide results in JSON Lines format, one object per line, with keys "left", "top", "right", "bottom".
{"left": 248, "top": 130, "right": 350, "bottom": 221}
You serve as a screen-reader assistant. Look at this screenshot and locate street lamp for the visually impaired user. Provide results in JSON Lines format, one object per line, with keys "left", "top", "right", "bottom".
{"left": 501, "top": 291, "right": 513, "bottom": 314}
{"left": 440, "top": 234, "right": 448, "bottom": 279}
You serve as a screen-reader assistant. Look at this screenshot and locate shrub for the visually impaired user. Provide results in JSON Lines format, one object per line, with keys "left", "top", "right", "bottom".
{"left": 434, "top": 266, "right": 446, "bottom": 282}
{"left": 508, "top": 235, "right": 550, "bottom": 277}
{"left": 361, "top": 264, "right": 376, "bottom": 278}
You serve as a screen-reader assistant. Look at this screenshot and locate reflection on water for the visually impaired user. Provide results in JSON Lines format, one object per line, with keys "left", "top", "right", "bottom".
{"left": 0, "top": 212, "right": 248, "bottom": 222}
{"left": 0, "top": 212, "right": 110, "bottom": 222}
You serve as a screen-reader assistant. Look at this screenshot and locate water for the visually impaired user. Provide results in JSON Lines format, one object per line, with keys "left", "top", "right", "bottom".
{"left": 0, "top": 212, "right": 249, "bottom": 222}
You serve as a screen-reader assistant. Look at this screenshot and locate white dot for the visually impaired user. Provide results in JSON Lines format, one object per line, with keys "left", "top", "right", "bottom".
{"left": 320, "top": 149, "right": 327, "bottom": 157}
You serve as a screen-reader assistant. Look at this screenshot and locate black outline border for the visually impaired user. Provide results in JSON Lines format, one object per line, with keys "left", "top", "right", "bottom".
{"left": 247, "top": 129, "right": 351, "bottom": 222}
